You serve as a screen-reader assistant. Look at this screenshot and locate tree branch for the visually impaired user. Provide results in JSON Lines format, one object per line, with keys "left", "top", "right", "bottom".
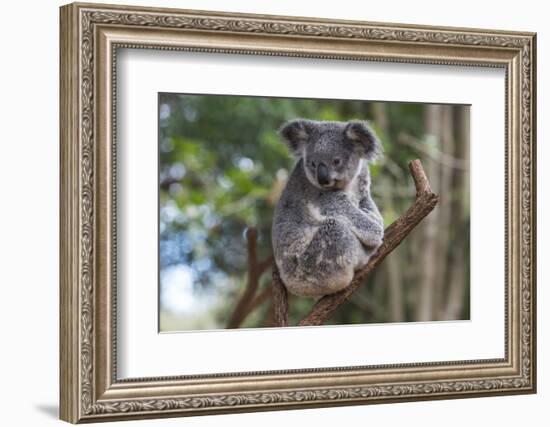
{"left": 272, "top": 265, "right": 289, "bottom": 327}
{"left": 227, "top": 228, "right": 261, "bottom": 328}
{"left": 297, "top": 159, "right": 439, "bottom": 326}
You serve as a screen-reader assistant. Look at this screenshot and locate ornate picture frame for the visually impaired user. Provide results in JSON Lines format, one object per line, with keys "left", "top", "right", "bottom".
{"left": 60, "top": 2, "right": 536, "bottom": 423}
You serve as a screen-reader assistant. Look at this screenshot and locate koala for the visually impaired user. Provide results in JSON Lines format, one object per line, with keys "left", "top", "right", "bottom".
{"left": 271, "top": 119, "right": 384, "bottom": 298}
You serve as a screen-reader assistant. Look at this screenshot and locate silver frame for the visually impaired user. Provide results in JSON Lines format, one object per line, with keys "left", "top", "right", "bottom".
{"left": 60, "top": 2, "right": 537, "bottom": 423}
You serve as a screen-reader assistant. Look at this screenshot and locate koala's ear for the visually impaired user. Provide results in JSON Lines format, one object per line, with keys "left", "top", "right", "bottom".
{"left": 279, "top": 119, "right": 314, "bottom": 157}
{"left": 345, "top": 120, "right": 382, "bottom": 161}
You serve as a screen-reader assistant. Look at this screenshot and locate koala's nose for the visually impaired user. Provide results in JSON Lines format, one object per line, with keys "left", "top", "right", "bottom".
{"left": 317, "top": 163, "right": 330, "bottom": 186}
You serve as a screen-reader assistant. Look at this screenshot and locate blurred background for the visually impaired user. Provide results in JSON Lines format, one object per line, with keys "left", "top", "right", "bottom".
{"left": 158, "top": 93, "right": 470, "bottom": 332}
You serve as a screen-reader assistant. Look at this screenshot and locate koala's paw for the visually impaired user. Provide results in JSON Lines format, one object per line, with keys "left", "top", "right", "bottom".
{"left": 369, "top": 236, "right": 384, "bottom": 251}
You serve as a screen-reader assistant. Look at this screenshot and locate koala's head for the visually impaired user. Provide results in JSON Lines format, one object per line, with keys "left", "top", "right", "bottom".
{"left": 279, "top": 119, "right": 381, "bottom": 191}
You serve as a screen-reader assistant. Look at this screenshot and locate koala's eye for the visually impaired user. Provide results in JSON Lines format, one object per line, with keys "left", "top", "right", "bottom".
{"left": 310, "top": 160, "right": 316, "bottom": 168}
{"left": 333, "top": 158, "right": 342, "bottom": 166}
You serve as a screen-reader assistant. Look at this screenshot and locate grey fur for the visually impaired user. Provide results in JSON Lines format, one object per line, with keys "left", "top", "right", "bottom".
{"left": 272, "top": 119, "right": 384, "bottom": 297}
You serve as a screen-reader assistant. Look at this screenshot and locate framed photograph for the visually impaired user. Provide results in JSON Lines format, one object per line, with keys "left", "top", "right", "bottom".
{"left": 59, "top": 2, "right": 537, "bottom": 423}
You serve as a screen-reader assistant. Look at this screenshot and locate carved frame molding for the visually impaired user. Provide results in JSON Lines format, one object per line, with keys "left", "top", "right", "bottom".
{"left": 60, "top": 2, "right": 536, "bottom": 423}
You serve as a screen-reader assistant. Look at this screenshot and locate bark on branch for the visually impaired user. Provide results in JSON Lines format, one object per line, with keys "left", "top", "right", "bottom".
{"left": 271, "top": 159, "right": 438, "bottom": 327}
{"left": 272, "top": 267, "right": 289, "bottom": 327}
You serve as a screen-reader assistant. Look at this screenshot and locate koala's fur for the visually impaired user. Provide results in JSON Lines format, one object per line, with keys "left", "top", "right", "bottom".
{"left": 272, "top": 119, "right": 384, "bottom": 298}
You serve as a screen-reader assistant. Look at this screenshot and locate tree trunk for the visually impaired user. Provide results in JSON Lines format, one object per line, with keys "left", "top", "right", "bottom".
{"left": 443, "top": 106, "right": 470, "bottom": 319}
{"left": 382, "top": 181, "right": 404, "bottom": 322}
{"left": 415, "top": 105, "right": 441, "bottom": 322}
{"left": 434, "top": 106, "right": 454, "bottom": 319}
